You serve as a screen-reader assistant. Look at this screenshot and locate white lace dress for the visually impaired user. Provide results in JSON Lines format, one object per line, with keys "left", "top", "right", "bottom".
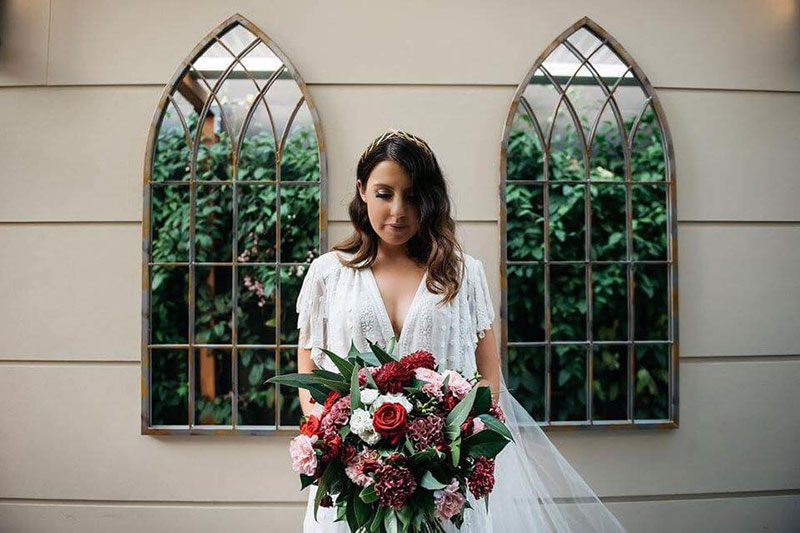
{"left": 296, "top": 249, "right": 496, "bottom": 532}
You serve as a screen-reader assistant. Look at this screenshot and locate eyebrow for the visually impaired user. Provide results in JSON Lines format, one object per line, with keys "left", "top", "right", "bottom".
{"left": 372, "top": 182, "right": 413, "bottom": 190}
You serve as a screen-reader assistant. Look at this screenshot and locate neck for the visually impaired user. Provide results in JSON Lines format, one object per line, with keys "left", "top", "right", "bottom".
{"left": 376, "top": 239, "right": 411, "bottom": 263}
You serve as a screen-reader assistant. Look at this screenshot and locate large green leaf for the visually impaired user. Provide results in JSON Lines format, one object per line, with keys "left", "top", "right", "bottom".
{"left": 445, "top": 386, "right": 478, "bottom": 441}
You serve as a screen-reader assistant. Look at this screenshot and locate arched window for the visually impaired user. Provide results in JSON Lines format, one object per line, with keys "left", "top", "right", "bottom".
{"left": 142, "top": 14, "right": 326, "bottom": 435}
{"left": 501, "top": 17, "right": 677, "bottom": 429}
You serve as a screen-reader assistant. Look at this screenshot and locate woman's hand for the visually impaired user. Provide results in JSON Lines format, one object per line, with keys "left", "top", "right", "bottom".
{"left": 474, "top": 325, "right": 500, "bottom": 401}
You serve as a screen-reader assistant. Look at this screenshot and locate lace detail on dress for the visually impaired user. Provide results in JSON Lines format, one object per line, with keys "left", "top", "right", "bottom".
{"left": 466, "top": 255, "right": 495, "bottom": 344}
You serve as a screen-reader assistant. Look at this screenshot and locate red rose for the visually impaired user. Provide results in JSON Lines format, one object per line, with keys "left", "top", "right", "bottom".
{"left": 300, "top": 415, "right": 321, "bottom": 436}
{"left": 323, "top": 391, "right": 342, "bottom": 412}
{"left": 373, "top": 402, "right": 408, "bottom": 445}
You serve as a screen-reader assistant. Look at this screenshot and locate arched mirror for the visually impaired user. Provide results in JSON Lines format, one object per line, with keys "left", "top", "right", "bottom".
{"left": 142, "top": 14, "right": 326, "bottom": 435}
{"left": 501, "top": 17, "right": 677, "bottom": 429}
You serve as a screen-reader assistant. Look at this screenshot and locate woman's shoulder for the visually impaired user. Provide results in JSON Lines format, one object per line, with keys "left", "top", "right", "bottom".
{"left": 307, "top": 250, "right": 354, "bottom": 279}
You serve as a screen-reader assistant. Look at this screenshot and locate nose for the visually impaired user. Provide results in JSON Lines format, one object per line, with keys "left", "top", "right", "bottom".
{"left": 390, "top": 196, "right": 407, "bottom": 219}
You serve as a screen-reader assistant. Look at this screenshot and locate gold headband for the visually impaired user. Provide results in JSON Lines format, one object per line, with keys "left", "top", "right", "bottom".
{"left": 358, "top": 129, "right": 434, "bottom": 164}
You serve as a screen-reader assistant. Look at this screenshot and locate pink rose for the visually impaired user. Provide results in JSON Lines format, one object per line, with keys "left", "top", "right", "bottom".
{"left": 434, "top": 480, "right": 466, "bottom": 521}
{"left": 414, "top": 367, "right": 443, "bottom": 386}
{"left": 289, "top": 434, "right": 318, "bottom": 476}
{"left": 442, "top": 370, "right": 473, "bottom": 400}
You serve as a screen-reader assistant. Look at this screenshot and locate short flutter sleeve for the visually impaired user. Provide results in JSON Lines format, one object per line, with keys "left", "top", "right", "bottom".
{"left": 467, "top": 256, "right": 496, "bottom": 343}
{"left": 295, "top": 257, "right": 327, "bottom": 366}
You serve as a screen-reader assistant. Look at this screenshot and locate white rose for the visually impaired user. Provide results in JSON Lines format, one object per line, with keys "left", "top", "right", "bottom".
{"left": 350, "top": 408, "right": 373, "bottom": 434}
{"left": 360, "top": 388, "right": 379, "bottom": 405}
{"left": 372, "top": 393, "right": 413, "bottom": 414}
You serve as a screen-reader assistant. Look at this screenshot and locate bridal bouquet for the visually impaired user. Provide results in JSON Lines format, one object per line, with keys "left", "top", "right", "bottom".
{"left": 266, "top": 339, "right": 513, "bottom": 532}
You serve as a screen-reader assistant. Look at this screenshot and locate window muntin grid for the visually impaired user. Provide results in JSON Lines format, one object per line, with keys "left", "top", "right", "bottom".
{"left": 500, "top": 18, "right": 678, "bottom": 430}
{"left": 142, "top": 15, "right": 327, "bottom": 435}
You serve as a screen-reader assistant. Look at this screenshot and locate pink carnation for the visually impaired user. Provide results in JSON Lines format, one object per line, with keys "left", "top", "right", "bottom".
{"left": 289, "top": 434, "right": 318, "bottom": 476}
{"left": 442, "top": 370, "right": 473, "bottom": 400}
{"left": 434, "top": 480, "right": 466, "bottom": 521}
{"left": 345, "top": 449, "right": 380, "bottom": 487}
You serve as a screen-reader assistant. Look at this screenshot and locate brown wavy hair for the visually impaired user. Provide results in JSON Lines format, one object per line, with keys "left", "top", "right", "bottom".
{"left": 332, "top": 131, "right": 465, "bottom": 305}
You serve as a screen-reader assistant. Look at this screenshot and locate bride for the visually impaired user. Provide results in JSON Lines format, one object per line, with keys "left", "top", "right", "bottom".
{"left": 295, "top": 130, "right": 626, "bottom": 532}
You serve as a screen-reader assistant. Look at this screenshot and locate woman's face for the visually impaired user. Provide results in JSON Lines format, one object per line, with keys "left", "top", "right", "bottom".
{"left": 358, "top": 160, "right": 421, "bottom": 249}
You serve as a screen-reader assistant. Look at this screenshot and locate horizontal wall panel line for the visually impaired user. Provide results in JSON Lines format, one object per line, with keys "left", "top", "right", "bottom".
{"left": 1, "top": 83, "right": 799, "bottom": 96}
{"left": 1, "top": 355, "right": 799, "bottom": 366}
{"left": 3, "top": 488, "right": 799, "bottom": 507}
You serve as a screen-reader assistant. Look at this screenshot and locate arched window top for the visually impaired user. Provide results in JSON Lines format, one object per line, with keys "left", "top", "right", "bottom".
{"left": 142, "top": 14, "right": 326, "bottom": 435}
{"left": 501, "top": 18, "right": 678, "bottom": 430}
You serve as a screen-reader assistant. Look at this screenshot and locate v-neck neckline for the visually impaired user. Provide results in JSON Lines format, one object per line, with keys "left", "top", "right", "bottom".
{"left": 366, "top": 264, "right": 428, "bottom": 346}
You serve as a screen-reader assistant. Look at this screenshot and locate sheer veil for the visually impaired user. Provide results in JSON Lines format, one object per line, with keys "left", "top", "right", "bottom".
{"left": 490, "top": 372, "right": 626, "bottom": 532}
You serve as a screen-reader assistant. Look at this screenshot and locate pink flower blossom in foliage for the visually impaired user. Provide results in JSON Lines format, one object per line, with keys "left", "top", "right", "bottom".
{"left": 289, "top": 434, "right": 318, "bottom": 476}
{"left": 472, "top": 417, "right": 486, "bottom": 434}
{"left": 442, "top": 370, "right": 472, "bottom": 399}
{"left": 345, "top": 449, "right": 380, "bottom": 487}
{"left": 434, "top": 480, "right": 466, "bottom": 521}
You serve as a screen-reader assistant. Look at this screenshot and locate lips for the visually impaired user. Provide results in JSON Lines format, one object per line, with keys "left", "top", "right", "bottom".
{"left": 388, "top": 224, "right": 407, "bottom": 229}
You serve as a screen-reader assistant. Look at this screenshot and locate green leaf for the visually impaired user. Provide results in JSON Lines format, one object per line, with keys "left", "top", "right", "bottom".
{"left": 312, "top": 368, "right": 348, "bottom": 383}
{"left": 370, "top": 506, "right": 387, "bottom": 532}
{"left": 384, "top": 509, "right": 399, "bottom": 533}
{"left": 461, "top": 430, "right": 512, "bottom": 458}
{"left": 476, "top": 414, "right": 514, "bottom": 442}
{"left": 351, "top": 362, "right": 361, "bottom": 411}
{"left": 266, "top": 372, "right": 349, "bottom": 393}
{"left": 397, "top": 505, "right": 412, "bottom": 531}
{"left": 354, "top": 491, "right": 371, "bottom": 527}
{"left": 473, "top": 386, "right": 492, "bottom": 415}
{"left": 348, "top": 340, "right": 360, "bottom": 358}
{"left": 365, "top": 368, "right": 379, "bottom": 390}
{"left": 445, "top": 386, "right": 478, "bottom": 441}
{"left": 368, "top": 339, "right": 398, "bottom": 364}
{"left": 450, "top": 436, "right": 461, "bottom": 467}
{"left": 320, "top": 348, "right": 355, "bottom": 381}
{"left": 420, "top": 471, "right": 447, "bottom": 490}
{"left": 359, "top": 482, "right": 378, "bottom": 504}
{"left": 314, "top": 462, "right": 336, "bottom": 521}
{"left": 299, "top": 474, "right": 314, "bottom": 490}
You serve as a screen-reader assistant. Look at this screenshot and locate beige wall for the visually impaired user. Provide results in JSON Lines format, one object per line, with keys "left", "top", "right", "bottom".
{"left": 1, "top": 1, "right": 799, "bottom": 531}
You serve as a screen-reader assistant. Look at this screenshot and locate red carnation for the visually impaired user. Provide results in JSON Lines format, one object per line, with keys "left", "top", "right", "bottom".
{"left": 374, "top": 361, "right": 414, "bottom": 394}
{"left": 468, "top": 456, "right": 496, "bottom": 499}
{"left": 319, "top": 493, "right": 333, "bottom": 508}
{"left": 460, "top": 414, "right": 475, "bottom": 436}
{"left": 372, "top": 402, "right": 408, "bottom": 445}
{"left": 374, "top": 464, "right": 417, "bottom": 510}
{"left": 400, "top": 350, "right": 436, "bottom": 371}
{"left": 489, "top": 398, "right": 506, "bottom": 423}
{"left": 300, "top": 415, "right": 321, "bottom": 436}
{"left": 322, "top": 433, "right": 342, "bottom": 460}
{"left": 443, "top": 392, "right": 459, "bottom": 411}
{"left": 340, "top": 443, "right": 357, "bottom": 464}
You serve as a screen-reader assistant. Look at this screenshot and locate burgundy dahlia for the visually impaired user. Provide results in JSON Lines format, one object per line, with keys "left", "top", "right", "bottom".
{"left": 468, "top": 456, "right": 496, "bottom": 499}
{"left": 401, "top": 350, "right": 436, "bottom": 371}
{"left": 374, "top": 464, "right": 418, "bottom": 510}
{"left": 374, "top": 361, "right": 414, "bottom": 394}
{"left": 406, "top": 415, "right": 445, "bottom": 452}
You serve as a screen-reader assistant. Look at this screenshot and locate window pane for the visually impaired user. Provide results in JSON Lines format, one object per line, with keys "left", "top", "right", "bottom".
{"left": 151, "top": 185, "right": 190, "bottom": 263}
{"left": 194, "top": 348, "right": 232, "bottom": 425}
{"left": 194, "top": 265, "right": 233, "bottom": 344}
{"left": 634, "top": 263, "right": 669, "bottom": 340}
{"left": 237, "top": 348, "right": 277, "bottom": 426}
{"left": 590, "top": 184, "right": 627, "bottom": 261}
{"left": 551, "top": 344, "right": 586, "bottom": 422}
{"left": 506, "top": 109, "right": 545, "bottom": 181}
{"left": 631, "top": 104, "right": 667, "bottom": 182}
{"left": 279, "top": 349, "right": 302, "bottom": 426}
{"left": 150, "top": 265, "right": 189, "bottom": 344}
{"left": 152, "top": 101, "right": 192, "bottom": 182}
{"left": 507, "top": 264, "right": 545, "bottom": 342}
{"left": 237, "top": 184, "right": 277, "bottom": 263}
{"left": 634, "top": 343, "right": 670, "bottom": 420}
{"left": 237, "top": 265, "right": 276, "bottom": 345}
{"left": 592, "top": 264, "right": 627, "bottom": 341}
{"left": 507, "top": 346, "right": 545, "bottom": 421}
{"left": 280, "top": 184, "right": 320, "bottom": 263}
{"left": 550, "top": 264, "right": 586, "bottom": 341}
{"left": 592, "top": 345, "right": 628, "bottom": 420}
{"left": 238, "top": 99, "right": 277, "bottom": 182}
{"left": 280, "top": 265, "right": 305, "bottom": 344}
{"left": 195, "top": 183, "right": 233, "bottom": 263}
{"left": 632, "top": 184, "right": 668, "bottom": 261}
{"left": 506, "top": 183, "right": 544, "bottom": 261}
{"left": 548, "top": 183, "right": 585, "bottom": 261}
{"left": 279, "top": 104, "right": 320, "bottom": 182}
{"left": 150, "top": 349, "right": 188, "bottom": 425}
